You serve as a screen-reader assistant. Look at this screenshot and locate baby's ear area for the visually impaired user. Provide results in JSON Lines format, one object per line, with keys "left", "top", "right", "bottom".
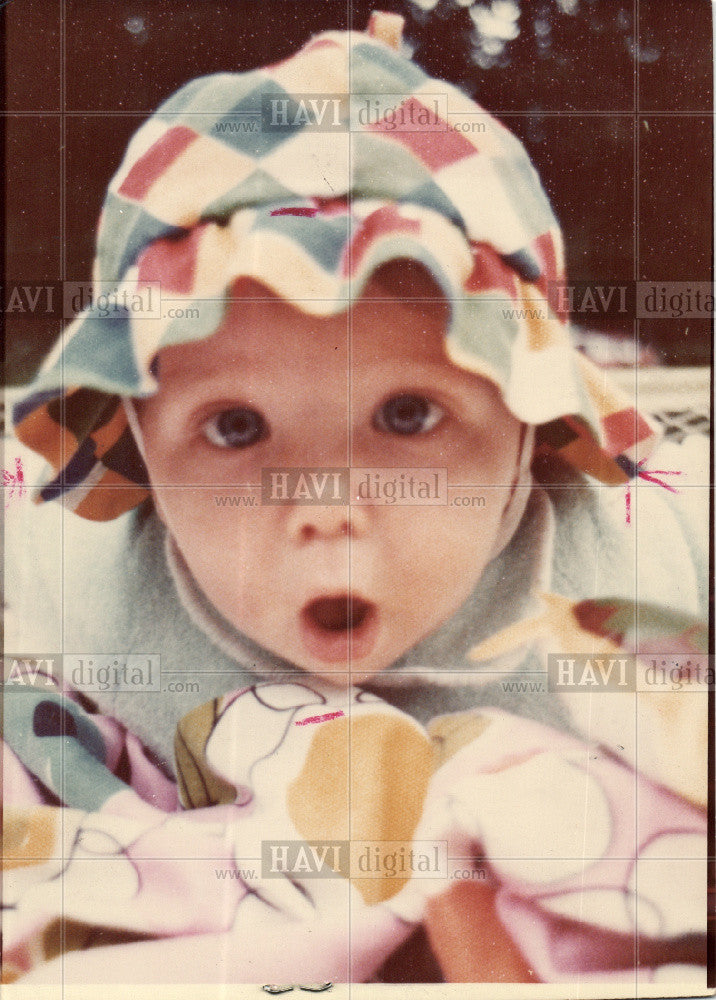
{"left": 121, "top": 396, "right": 150, "bottom": 462}
{"left": 145, "top": 487, "right": 168, "bottom": 526}
{"left": 121, "top": 395, "right": 168, "bottom": 525}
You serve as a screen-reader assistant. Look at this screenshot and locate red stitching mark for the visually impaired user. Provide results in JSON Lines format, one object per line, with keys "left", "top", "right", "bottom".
{"left": 270, "top": 207, "right": 318, "bottom": 217}
{"left": 295, "top": 710, "right": 345, "bottom": 726}
{"left": 625, "top": 459, "right": 681, "bottom": 524}
{"left": 636, "top": 458, "right": 682, "bottom": 492}
{"left": 3, "top": 456, "right": 25, "bottom": 506}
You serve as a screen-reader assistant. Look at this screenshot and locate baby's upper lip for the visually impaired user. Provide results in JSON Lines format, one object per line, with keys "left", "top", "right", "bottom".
{"left": 301, "top": 584, "right": 373, "bottom": 605}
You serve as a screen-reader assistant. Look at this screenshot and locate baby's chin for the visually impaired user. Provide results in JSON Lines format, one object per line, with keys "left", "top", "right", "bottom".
{"left": 300, "top": 667, "right": 385, "bottom": 691}
{"left": 292, "top": 662, "right": 390, "bottom": 689}
{"left": 270, "top": 635, "right": 400, "bottom": 688}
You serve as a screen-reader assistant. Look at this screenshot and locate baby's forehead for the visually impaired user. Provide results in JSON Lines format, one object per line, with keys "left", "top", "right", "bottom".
{"left": 155, "top": 270, "right": 453, "bottom": 378}
{"left": 145, "top": 284, "right": 506, "bottom": 424}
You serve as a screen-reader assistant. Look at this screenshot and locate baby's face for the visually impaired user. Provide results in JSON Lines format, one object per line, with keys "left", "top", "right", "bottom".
{"left": 136, "top": 275, "right": 524, "bottom": 685}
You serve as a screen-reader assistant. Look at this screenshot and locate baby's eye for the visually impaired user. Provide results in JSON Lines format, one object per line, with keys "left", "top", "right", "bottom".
{"left": 202, "top": 407, "right": 267, "bottom": 449}
{"left": 373, "top": 393, "right": 443, "bottom": 436}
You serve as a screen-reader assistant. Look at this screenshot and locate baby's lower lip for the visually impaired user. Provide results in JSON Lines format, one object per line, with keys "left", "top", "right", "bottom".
{"left": 299, "top": 595, "right": 379, "bottom": 664}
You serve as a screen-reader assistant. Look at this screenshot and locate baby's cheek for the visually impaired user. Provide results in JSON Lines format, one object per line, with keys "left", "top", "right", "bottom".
{"left": 394, "top": 501, "right": 504, "bottom": 577}
{"left": 387, "top": 508, "right": 500, "bottom": 639}
{"left": 161, "top": 493, "right": 238, "bottom": 574}
{"left": 451, "top": 439, "right": 521, "bottom": 487}
{"left": 167, "top": 501, "right": 281, "bottom": 623}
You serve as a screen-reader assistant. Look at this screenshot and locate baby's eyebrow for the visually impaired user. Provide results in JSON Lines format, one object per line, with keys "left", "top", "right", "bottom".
{"left": 161, "top": 349, "right": 257, "bottom": 383}
{"left": 353, "top": 359, "right": 469, "bottom": 387}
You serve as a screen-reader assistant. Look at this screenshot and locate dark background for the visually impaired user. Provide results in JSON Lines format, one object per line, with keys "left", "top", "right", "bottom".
{"left": 3, "top": 0, "right": 713, "bottom": 382}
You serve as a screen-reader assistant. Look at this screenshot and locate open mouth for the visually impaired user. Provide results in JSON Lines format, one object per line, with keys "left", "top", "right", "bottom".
{"left": 300, "top": 594, "right": 378, "bottom": 663}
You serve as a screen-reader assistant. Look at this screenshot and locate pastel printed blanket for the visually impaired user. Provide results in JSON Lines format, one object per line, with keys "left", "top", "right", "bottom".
{"left": 3, "top": 674, "right": 707, "bottom": 984}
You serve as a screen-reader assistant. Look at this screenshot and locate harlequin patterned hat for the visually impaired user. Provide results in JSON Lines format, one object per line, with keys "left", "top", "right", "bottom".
{"left": 14, "top": 11, "right": 658, "bottom": 520}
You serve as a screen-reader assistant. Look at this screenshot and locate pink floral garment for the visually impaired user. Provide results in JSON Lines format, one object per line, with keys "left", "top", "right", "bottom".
{"left": 2, "top": 675, "right": 707, "bottom": 984}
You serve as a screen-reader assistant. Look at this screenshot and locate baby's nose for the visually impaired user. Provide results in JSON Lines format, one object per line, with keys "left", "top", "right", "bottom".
{"left": 287, "top": 502, "right": 368, "bottom": 544}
